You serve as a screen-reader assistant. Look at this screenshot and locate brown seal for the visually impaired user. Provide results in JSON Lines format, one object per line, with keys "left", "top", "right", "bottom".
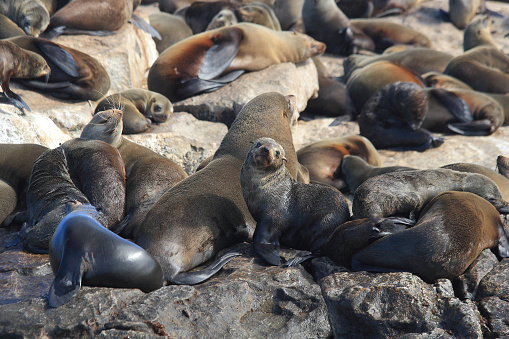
{"left": 21, "top": 139, "right": 126, "bottom": 253}
{"left": 357, "top": 81, "right": 444, "bottom": 150}
{"left": 449, "top": 0, "right": 482, "bottom": 29}
{"left": 0, "top": 179, "right": 17, "bottom": 225}
{"left": 206, "top": 9, "right": 238, "bottom": 31}
{"left": 147, "top": 22, "right": 325, "bottom": 102}
{"left": 182, "top": 1, "right": 239, "bottom": 34}
{"left": 498, "top": 155, "right": 509, "bottom": 178}
{"left": 0, "top": 13, "right": 26, "bottom": 39}
{"left": 0, "top": 40, "right": 50, "bottom": 111}
{"left": 463, "top": 15, "right": 497, "bottom": 51}
{"left": 48, "top": 201, "right": 163, "bottom": 308}
{"left": 240, "top": 137, "right": 350, "bottom": 265}
{"left": 236, "top": 2, "right": 281, "bottom": 30}
{"left": 0, "top": 143, "right": 48, "bottom": 225}
{"left": 444, "top": 46, "right": 509, "bottom": 94}
{"left": 0, "top": 0, "right": 50, "bottom": 36}
{"left": 8, "top": 36, "right": 111, "bottom": 101}
{"left": 149, "top": 12, "right": 193, "bottom": 54}
{"left": 326, "top": 191, "right": 509, "bottom": 282}
{"left": 81, "top": 109, "right": 188, "bottom": 239}
{"left": 94, "top": 89, "right": 173, "bottom": 134}
{"left": 422, "top": 71, "right": 473, "bottom": 91}
{"left": 134, "top": 93, "right": 307, "bottom": 284}
{"left": 352, "top": 168, "right": 509, "bottom": 219}
{"left": 346, "top": 61, "right": 425, "bottom": 113}
{"left": 340, "top": 155, "right": 415, "bottom": 193}
{"left": 273, "top": 0, "right": 304, "bottom": 31}
{"left": 296, "top": 135, "right": 381, "bottom": 190}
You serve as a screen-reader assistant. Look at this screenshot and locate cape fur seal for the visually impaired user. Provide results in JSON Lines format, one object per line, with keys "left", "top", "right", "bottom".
{"left": 149, "top": 12, "right": 193, "bottom": 54}
{"left": 0, "top": 180, "right": 17, "bottom": 225}
{"left": 94, "top": 89, "right": 173, "bottom": 134}
{"left": 147, "top": 22, "right": 325, "bottom": 102}
{"left": 352, "top": 168, "right": 509, "bottom": 219}
{"left": 463, "top": 16, "right": 497, "bottom": 51}
{"left": 0, "top": 13, "right": 26, "bottom": 39}
{"left": 240, "top": 138, "right": 350, "bottom": 265}
{"left": 81, "top": 109, "right": 188, "bottom": 239}
{"left": 296, "top": 135, "right": 381, "bottom": 190}
{"left": 48, "top": 201, "right": 163, "bottom": 308}
{"left": 449, "top": 0, "right": 482, "bottom": 29}
{"left": 8, "top": 36, "right": 111, "bottom": 101}
{"left": 0, "top": 40, "right": 50, "bottom": 111}
{"left": 327, "top": 191, "right": 509, "bottom": 282}
{"left": 0, "top": 0, "right": 50, "bottom": 36}
{"left": 134, "top": 93, "right": 306, "bottom": 284}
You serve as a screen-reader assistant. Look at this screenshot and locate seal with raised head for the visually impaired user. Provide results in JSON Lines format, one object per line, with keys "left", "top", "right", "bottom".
{"left": 352, "top": 168, "right": 509, "bottom": 220}
{"left": 296, "top": 135, "right": 381, "bottom": 190}
{"left": 463, "top": 15, "right": 497, "bottom": 51}
{"left": 94, "top": 89, "right": 173, "bottom": 134}
{"left": 81, "top": 109, "right": 188, "bottom": 239}
{"left": 8, "top": 36, "right": 111, "bottom": 101}
{"left": 147, "top": 22, "right": 325, "bottom": 102}
{"left": 0, "top": 0, "right": 50, "bottom": 36}
{"left": 240, "top": 137, "right": 350, "bottom": 265}
{"left": 48, "top": 201, "right": 163, "bottom": 308}
{"left": 327, "top": 191, "right": 509, "bottom": 282}
{"left": 0, "top": 40, "right": 50, "bottom": 111}
{"left": 134, "top": 93, "right": 307, "bottom": 284}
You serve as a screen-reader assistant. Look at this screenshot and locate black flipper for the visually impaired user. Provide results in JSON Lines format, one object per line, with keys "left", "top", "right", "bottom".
{"left": 111, "top": 209, "right": 132, "bottom": 235}
{"left": 48, "top": 248, "right": 84, "bottom": 308}
{"left": 254, "top": 241, "right": 281, "bottom": 266}
{"left": 282, "top": 250, "right": 323, "bottom": 267}
{"left": 42, "top": 26, "right": 116, "bottom": 39}
{"left": 373, "top": 8, "right": 403, "bottom": 18}
{"left": 168, "top": 251, "right": 242, "bottom": 285}
{"left": 198, "top": 29, "right": 242, "bottom": 80}
{"left": 176, "top": 70, "right": 244, "bottom": 99}
{"left": 37, "top": 41, "right": 79, "bottom": 77}
{"left": 18, "top": 80, "right": 72, "bottom": 90}
{"left": 370, "top": 217, "right": 415, "bottom": 241}
{"left": 447, "top": 119, "right": 493, "bottom": 136}
{"left": 0, "top": 92, "right": 29, "bottom": 112}
{"left": 130, "top": 14, "right": 162, "bottom": 40}
{"left": 430, "top": 88, "right": 472, "bottom": 123}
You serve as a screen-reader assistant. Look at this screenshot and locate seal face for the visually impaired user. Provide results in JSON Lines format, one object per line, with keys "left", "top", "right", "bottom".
{"left": 327, "top": 191, "right": 509, "bottom": 282}
{"left": 48, "top": 201, "right": 164, "bottom": 308}
{"left": 241, "top": 137, "right": 350, "bottom": 265}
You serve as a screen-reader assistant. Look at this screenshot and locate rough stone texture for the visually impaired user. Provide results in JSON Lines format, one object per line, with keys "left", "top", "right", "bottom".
{"left": 173, "top": 60, "right": 319, "bottom": 127}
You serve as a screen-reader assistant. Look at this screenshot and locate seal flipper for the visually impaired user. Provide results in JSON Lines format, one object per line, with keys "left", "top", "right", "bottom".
{"left": 48, "top": 249, "right": 84, "bottom": 308}
{"left": 0, "top": 92, "right": 29, "bottom": 112}
{"left": 168, "top": 251, "right": 242, "bottom": 285}
{"left": 176, "top": 70, "right": 244, "bottom": 99}
{"left": 36, "top": 41, "right": 79, "bottom": 77}
{"left": 447, "top": 119, "right": 494, "bottom": 136}
{"left": 283, "top": 250, "right": 323, "bottom": 267}
{"left": 130, "top": 14, "right": 162, "bottom": 40}
{"left": 430, "top": 88, "right": 472, "bottom": 123}
{"left": 253, "top": 218, "right": 282, "bottom": 266}
{"left": 198, "top": 28, "right": 242, "bottom": 81}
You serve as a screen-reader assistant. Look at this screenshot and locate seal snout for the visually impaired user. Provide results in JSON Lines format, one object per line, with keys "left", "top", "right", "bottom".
{"left": 249, "top": 138, "right": 286, "bottom": 169}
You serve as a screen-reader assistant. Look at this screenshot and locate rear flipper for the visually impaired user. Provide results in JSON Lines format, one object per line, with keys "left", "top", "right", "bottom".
{"left": 282, "top": 250, "right": 324, "bottom": 267}
{"left": 176, "top": 70, "right": 244, "bottom": 100}
{"left": 447, "top": 119, "right": 494, "bottom": 136}
{"left": 168, "top": 251, "right": 242, "bottom": 285}
{"left": 370, "top": 217, "right": 415, "bottom": 241}
{"left": 130, "top": 14, "right": 161, "bottom": 40}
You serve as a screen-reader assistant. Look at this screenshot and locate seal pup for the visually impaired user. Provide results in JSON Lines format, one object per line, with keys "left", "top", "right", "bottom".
{"left": 0, "top": 40, "right": 51, "bottom": 112}
{"left": 0, "top": 0, "right": 50, "bottom": 36}
{"left": 135, "top": 93, "right": 305, "bottom": 284}
{"left": 94, "top": 89, "right": 173, "bottom": 134}
{"left": 48, "top": 201, "right": 164, "bottom": 308}
{"left": 8, "top": 36, "right": 111, "bottom": 101}
{"left": 81, "top": 109, "right": 188, "bottom": 239}
{"left": 358, "top": 81, "right": 444, "bottom": 151}
{"left": 240, "top": 137, "right": 350, "bottom": 265}
{"left": 147, "top": 22, "right": 325, "bottom": 102}
{"left": 352, "top": 168, "right": 509, "bottom": 219}
{"left": 235, "top": 2, "right": 281, "bottom": 30}
{"left": 296, "top": 135, "right": 381, "bottom": 190}
{"left": 340, "top": 155, "right": 415, "bottom": 193}
{"left": 182, "top": 1, "right": 239, "bottom": 34}
{"left": 330, "top": 191, "right": 509, "bottom": 282}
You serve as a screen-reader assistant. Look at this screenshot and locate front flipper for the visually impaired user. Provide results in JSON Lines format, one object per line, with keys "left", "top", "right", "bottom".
{"left": 0, "top": 92, "right": 30, "bottom": 112}
{"left": 168, "top": 251, "right": 242, "bottom": 285}
{"left": 253, "top": 219, "right": 282, "bottom": 266}
{"left": 130, "top": 14, "right": 162, "bottom": 40}
{"left": 447, "top": 119, "right": 494, "bottom": 136}
{"left": 48, "top": 250, "right": 84, "bottom": 308}
{"left": 430, "top": 88, "right": 472, "bottom": 123}
{"left": 198, "top": 28, "right": 242, "bottom": 81}
{"left": 37, "top": 41, "right": 79, "bottom": 77}
{"left": 42, "top": 26, "right": 116, "bottom": 40}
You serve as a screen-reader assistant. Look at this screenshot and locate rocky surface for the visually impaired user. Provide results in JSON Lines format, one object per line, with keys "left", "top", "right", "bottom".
{"left": 2, "top": 0, "right": 509, "bottom": 337}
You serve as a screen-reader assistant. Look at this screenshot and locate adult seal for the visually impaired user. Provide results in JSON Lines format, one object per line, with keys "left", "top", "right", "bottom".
{"left": 94, "top": 89, "right": 173, "bottom": 134}
{"left": 48, "top": 201, "right": 163, "bottom": 308}
{"left": 327, "top": 191, "right": 509, "bottom": 282}
{"left": 352, "top": 168, "right": 509, "bottom": 219}
{"left": 147, "top": 22, "right": 325, "bottom": 101}
{"left": 296, "top": 135, "right": 381, "bottom": 190}
{"left": 135, "top": 93, "right": 308, "bottom": 284}
{"left": 81, "top": 109, "right": 188, "bottom": 238}
{"left": 240, "top": 137, "right": 350, "bottom": 265}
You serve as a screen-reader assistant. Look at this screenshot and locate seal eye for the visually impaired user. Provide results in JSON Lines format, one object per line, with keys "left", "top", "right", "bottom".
{"left": 254, "top": 142, "right": 261, "bottom": 148}
{"left": 154, "top": 104, "right": 162, "bottom": 112}
{"left": 275, "top": 150, "right": 280, "bottom": 157}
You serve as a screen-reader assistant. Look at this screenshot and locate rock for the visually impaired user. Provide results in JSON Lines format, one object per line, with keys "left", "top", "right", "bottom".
{"left": 319, "top": 271, "right": 483, "bottom": 338}
{"left": 478, "top": 297, "right": 509, "bottom": 337}
{"left": 173, "top": 60, "right": 319, "bottom": 127}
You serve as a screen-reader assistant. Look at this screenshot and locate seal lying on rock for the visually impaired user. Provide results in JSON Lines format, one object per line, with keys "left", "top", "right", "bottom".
{"left": 48, "top": 201, "right": 163, "bottom": 308}
{"left": 240, "top": 137, "right": 350, "bottom": 265}
{"left": 327, "top": 191, "right": 509, "bottom": 282}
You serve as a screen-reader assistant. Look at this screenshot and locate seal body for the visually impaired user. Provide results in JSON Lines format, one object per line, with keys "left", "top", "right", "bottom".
{"left": 0, "top": 0, "right": 50, "bottom": 36}
{"left": 135, "top": 93, "right": 305, "bottom": 283}
{"left": 48, "top": 201, "right": 163, "bottom": 308}
{"left": 0, "top": 180, "right": 17, "bottom": 225}
{"left": 449, "top": 0, "right": 482, "bottom": 29}
{"left": 297, "top": 135, "right": 381, "bottom": 190}
{"left": 8, "top": 36, "right": 111, "bottom": 101}
{"left": 147, "top": 23, "right": 325, "bottom": 101}
{"left": 352, "top": 168, "right": 509, "bottom": 219}
{"left": 463, "top": 16, "right": 497, "bottom": 51}
{"left": 241, "top": 137, "right": 350, "bottom": 265}
{"left": 330, "top": 191, "right": 509, "bottom": 282}
{"left": 0, "top": 13, "right": 26, "bottom": 39}
{"left": 149, "top": 12, "right": 193, "bottom": 53}
{"left": 94, "top": 89, "right": 173, "bottom": 134}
